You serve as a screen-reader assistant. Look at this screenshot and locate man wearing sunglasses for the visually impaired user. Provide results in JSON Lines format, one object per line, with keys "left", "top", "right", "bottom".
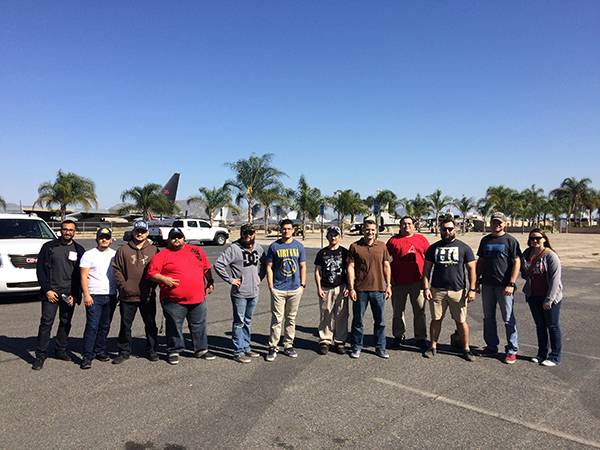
{"left": 147, "top": 227, "right": 215, "bottom": 365}
{"left": 112, "top": 220, "right": 159, "bottom": 364}
{"left": 421, "top": 218, "right": 477, "bottom": 362}
{"left": 33, "top": 220, "right": 85, "bottom": 370}
{"left": 79, "top": 228, "right": 117, "bottom": 369}
{"left": 214, "top": 223, "right": 266, "bottom": 363}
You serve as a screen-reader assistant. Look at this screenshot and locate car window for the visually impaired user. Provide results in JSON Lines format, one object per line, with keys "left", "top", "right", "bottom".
{"left": 188, "top": 221, "right": 198, "bottom": 228}
{"left": 0, "top": 219, "right": 55, "bottom": 239}
{"left": 173, "top": 220, "right": 184, "bottom": 227}
{"left": 200, "top": 221, "right": 210, "bottom": 228}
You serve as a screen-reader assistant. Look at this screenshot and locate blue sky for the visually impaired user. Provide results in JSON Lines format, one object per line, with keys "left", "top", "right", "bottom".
{"left": 1, "top": 1, "right": 598, "bottom": 210}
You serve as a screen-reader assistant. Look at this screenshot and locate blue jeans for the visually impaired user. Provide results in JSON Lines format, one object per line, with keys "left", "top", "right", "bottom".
{"left": 350, "top": 291, "right": 386, "bottom": 352}
{"left": 481, "top": 284, "right": 518, "bottom": 354}
{"left": 231, "top": 296, "right": 258, "bottom": 355}
{"left": 162, "top": 299, "right": 207, "bottom": 355}
{"left": 82, "top": 295, "right": 117, "bottom": 359}
{"left": 527, "top": 296, "right": 562, "bottom": 364}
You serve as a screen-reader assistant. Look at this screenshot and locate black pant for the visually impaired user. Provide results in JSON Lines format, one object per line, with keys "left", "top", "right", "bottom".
{"left": 117, "top": 301, "right": 158, "bottom": 356}
{"left": 36, "top": 298, "right": 75, "bottom": 358}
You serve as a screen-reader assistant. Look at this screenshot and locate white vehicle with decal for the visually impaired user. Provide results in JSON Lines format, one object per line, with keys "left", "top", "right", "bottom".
{"left": 148, "top": 219, "right": 229, "bottom": 246}
{"left": 0, "top": 214, "right": 57, "bottom": 295}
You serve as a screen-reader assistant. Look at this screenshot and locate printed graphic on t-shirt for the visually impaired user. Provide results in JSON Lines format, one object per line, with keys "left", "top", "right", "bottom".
{"left": 322, "top": 253, "right": 343, "bottom": 284}
{"left": 189, "top": 246, "right": 204, "bottom": 262}
{"left": 484, "top": 244, "right": 507, "bottom": 259}
{"left": 434, "top": 246, "right": 460, "bottom": 265}
{"left": 243, "top": 250, "right": 260, "bottom": 267}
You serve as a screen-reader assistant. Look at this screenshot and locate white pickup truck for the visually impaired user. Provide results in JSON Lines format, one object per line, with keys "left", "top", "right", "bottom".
{"left": 148, "top": 219, "right": 229, "bottom": 247}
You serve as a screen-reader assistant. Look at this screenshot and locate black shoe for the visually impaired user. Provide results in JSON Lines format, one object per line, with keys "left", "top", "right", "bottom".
{"left": 32, "top": 357, "right": 45, "bottom": 370}
{"left": 390, "top": 336, "right": 405, "bottom": 349}
{"left": 146, "top": 350, "right": 159, "bottom": 362}
{"left": 168, "top": 353, "right": 179, "bottom": 365}
{"left": 95, "top": 353, "right": 110, "bottom": 362}
{"left": 195, "top": 350, "right": 216, "bottom": 360}
{"left": 319, "top": 343, "right": 329, "bottom": 355}
{"left": 335, "top": 343, "right": 346, "bottom": 355}
{"left": 80, "top": 358, "right": 92, "bottom": 370}
{"left": 423, "top": 347, "right": 437, "bottom": 358}
{"left": 417, "top": 339, "right": 429, "bottom": 350}
{"left": 463, "top": 349, "right": 475, "bottom": 362}
{"left": 54, "top": 349, "right": 72, "bottom": 361}
{"left": 112, "top": 354, "right": 130, "bottom": 365}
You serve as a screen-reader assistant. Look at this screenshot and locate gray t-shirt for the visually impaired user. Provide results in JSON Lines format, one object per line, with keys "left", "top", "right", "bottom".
{"left": 425, "top": 239, "right": 475, "bottom": 291}
{"left": 214, "top": 241, "right": 265, "bottom": 298}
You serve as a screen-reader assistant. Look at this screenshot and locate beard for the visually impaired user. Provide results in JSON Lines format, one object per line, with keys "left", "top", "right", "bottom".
{"left": 442, "top": 234, "right": 455, "bottom": 243}
{"left": 240, "top": 236, "right": 255, "bottom": 249}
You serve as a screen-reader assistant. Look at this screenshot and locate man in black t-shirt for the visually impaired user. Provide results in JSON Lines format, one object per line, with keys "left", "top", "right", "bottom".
{"left": 314, "top": 226, "right": 349, "bottom": 355}
{"left": 33, "top": 220, "right": 85, "bottom": 370}
{"left": 422, "top": 219, "right": 477, "bottom": 361}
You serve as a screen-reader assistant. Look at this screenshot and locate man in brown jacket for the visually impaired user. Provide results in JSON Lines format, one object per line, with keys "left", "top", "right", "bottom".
{"left": 112, "top": 220, "right": 159, "bottom": 364}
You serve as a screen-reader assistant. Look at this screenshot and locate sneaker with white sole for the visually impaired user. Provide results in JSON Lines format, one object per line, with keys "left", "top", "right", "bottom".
{"left": 504, "top": 353, "right": 517, "bottom": 364}
{"left": 541, "top": 360, "right": 557, "bottom": 367}
{"left": 349, "top": 350, "right": 360, "bottom": 359}
{"left": 283, "top": 348, "right": 298, "bottom": 358}
{"left": 168, "top": 353, "right": 179, "bottom": 365}
{"left": 265, "top": 347, "right": 277, "bottom": 362}
{"left": 376, "top": 349, "right": 390, "bottom": 359}
{"left": 233, "top": 353, "right": 252, "bottom": 364}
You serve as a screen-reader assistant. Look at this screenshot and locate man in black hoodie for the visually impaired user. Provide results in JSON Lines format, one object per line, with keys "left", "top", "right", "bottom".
{"left": 112, "top": 220, "right": 159, "bottom": 364}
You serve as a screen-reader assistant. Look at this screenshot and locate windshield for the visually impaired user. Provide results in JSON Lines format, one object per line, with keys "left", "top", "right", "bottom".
{"left": 0, "top": 219, "right": 56, "bottom": 239}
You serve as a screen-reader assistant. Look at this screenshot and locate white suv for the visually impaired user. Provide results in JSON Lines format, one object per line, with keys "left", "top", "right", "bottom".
{"left": 0, "top": 214, "right": 57, "bottom": 295}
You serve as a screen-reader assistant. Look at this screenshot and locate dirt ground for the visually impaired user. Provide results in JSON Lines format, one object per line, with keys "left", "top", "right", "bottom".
{"left": 246, "top": 228, "right": 600, "bottom": 269}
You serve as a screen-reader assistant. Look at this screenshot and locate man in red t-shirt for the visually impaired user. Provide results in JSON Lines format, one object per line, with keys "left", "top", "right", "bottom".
{"left": 386, "top": 216, "right": 430, "bottom": 350}
{"left": 147, "top": 227, "right": 215, "bottom": 365}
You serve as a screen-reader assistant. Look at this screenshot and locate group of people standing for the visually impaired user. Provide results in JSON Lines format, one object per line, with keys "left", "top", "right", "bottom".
{"left": 31, "top": 211, "right": 563, "bottom": 370}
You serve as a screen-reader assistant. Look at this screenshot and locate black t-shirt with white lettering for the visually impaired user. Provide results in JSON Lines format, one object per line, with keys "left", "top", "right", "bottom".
{"left": 425, "top": 239, "right": 475, "bottom": 291}
{"left": 314, "top": 246, "right": 348, "bottom": 289}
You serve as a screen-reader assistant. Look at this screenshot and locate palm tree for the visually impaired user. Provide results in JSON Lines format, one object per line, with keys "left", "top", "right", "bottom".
{"left": 582, "top": 188, "right": 600, "bottom": 227}
{"left": 453, "top": 196, "right": 476, "bottom": 234}
{"left": 293, "top": 175, "right": 324, "bottom": 240}
{"left": 119, "top": 183, "right": 180, "bottom": 221}
{"left": 0, "top": 195, "right": 6, "bottom": 212}
{"left": 224, "top": 153, "right": 287, "bottom": 223}
{"left": 476, "top": 198, "right": 494, "bottom": 234}
{"left": 427, "top": 189, "right": 453, "bottom": 235}
{"left": 550, "top": 177, "right": 593, "bottom": 228}
{"left": 485, "top": 185, "right": 521, "bottom": 224}
{"left": 33, "top": 170, "right": 98, "bottom": 221}
{"left": 255, "top": 187, "right": 289, "bottom": 234}
{"left": 521, "top": 184, "right": 545, "bottom": 227}
{"left": 410, "top": 194, "right": 432, "bottom": 232}
{"left": 187, "top": 185, "right": 238, "bottom": 227}
{"left": 329, "top": 189, "right": 368, "bottom": 235}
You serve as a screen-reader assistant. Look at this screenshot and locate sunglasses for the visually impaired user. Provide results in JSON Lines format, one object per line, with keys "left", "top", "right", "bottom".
{"left": 441, "top": 227, "right": 455, "bottom": 232}
{"left": 530, "top": 236, "right": 543, "bottom": 241}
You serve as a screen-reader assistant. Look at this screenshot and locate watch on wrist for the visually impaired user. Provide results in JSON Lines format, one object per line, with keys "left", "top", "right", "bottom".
{"left": 507, "top": 282, "right": 516, "bottom": 288}
{"left": 301, "top": 284, "right": 306, "bottom": 288}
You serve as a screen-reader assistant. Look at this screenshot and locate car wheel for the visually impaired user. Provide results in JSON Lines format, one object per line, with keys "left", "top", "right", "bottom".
{"left": 214, "top": 234, "right": 227, "bottom": 246}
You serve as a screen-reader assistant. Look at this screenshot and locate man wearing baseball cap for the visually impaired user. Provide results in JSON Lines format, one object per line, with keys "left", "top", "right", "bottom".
{"left": 314, "top": 226, "right": 349, "bottom": 355}
{"left": 79, "top": 228, "right": 117, "bottom": 369}
{"left": 112, "top": 220, "right": 159, "bottom": 364}
{"left": 476, "top": 212, "right": 522, "bottom": 364}
{"left": 147, "top": 227, "right": 215, "bottom": 365}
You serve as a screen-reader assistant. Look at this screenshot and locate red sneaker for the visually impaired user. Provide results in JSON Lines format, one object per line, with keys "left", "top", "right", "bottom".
{"left": 478, "top": 347, "right": 498, "bottom": 357}
{"left": 504, "top": 353, "right": 517, "bottom": 364}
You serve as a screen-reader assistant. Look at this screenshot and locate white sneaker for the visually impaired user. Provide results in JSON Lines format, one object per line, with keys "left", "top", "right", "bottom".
{"left": 531, "top": 357, "right": 540, "bottom": 363}
{"left": 541, "top": 360, "right": 557, "bottom": 367}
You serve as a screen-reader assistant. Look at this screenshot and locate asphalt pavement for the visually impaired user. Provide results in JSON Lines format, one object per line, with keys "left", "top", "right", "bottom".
{"left": 0, "top": 238, "right": 599, "bottom": 449}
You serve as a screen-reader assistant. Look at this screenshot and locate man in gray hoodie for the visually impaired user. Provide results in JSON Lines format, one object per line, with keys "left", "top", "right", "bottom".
{"left": 214, "top": 223, "right": 266, "bottom": 363}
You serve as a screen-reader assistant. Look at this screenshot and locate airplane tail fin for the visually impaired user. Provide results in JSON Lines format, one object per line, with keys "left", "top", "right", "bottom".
{"left": 162, "top": 173, "right": 180, "bottom": 201}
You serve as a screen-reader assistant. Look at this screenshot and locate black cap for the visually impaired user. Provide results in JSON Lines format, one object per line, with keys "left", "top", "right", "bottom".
{"left": 168, "top": 227, "right": 185, "bottom": 240}
{"left": 241, "top": 223, "right": 256, "bottom": 234}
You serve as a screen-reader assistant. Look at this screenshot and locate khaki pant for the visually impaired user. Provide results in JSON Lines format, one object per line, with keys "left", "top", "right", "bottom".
{"left": 268, "top": 287, "right": 303, "bottom": 349}
{"left": 318, "top": 284, "right": 348, "bottom": 344}
{"left": 392, "top": 281, "right": 427, "bottom": 341}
